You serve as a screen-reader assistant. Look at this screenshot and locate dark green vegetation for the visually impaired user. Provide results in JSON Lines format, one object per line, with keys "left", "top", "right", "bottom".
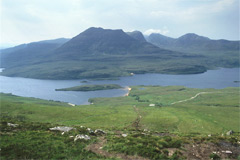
{"left": 103, "top": 133, "right": 184, "bottom": 159}
{"left": 1, "top": 27, "right": 238, "bottom": 80}
{"left": 0, "top": 119, "right": 106, "bottom": 160}
{"left": 56, "top": 84, "right": 122, "bottom": 91}
{"left": 1, "top": 85, "right": 240, "bottom": 159}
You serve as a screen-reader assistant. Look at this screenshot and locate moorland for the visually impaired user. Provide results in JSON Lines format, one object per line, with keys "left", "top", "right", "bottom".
{"left": 1, "top": 86, "right": 239, "bottom": 159}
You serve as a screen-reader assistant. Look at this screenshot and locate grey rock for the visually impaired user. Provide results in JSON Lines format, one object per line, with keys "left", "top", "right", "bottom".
{"left": 226, "top": 130, "right": 233, "bottom": 135}
{"left": 222, "top": 150, "right": 232, "bottom": 154}
{"left": 94, "top": 129, "right": 106, "bottom": 135}
{"left": 49, "top": 126, "right": 74, "bottom": 132}
{"left": 74, "top": 134, "right": 91, "bottom": 141}
{"left": 87, "top": 128, "right": 95, "bottom": 135}
{"left": 7, "top": 123, "right": 18, "bottom": 127}
{"left": 122, "top": 134, "right": 128, "bottom": 137}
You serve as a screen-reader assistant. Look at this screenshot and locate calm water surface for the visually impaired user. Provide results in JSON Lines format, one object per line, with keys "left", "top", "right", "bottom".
{"left": 0, "top": 68, "right": 239, "bottom": 105}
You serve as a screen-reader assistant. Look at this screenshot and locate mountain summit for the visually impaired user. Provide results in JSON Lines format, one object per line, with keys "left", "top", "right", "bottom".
{"left": 178, "top": 33, "right": 210, "bottom": 41}
{"left": 147, "top": 33, "right": 239, "bottom": 52}
{"left": 55, "top": 27, "right": 160, "bottom": 58}
{"left": 0, "top": 27, "right": 238, "bottom": 80}
{"left": 126, "top": 31, "right": 146, "bottom": 42}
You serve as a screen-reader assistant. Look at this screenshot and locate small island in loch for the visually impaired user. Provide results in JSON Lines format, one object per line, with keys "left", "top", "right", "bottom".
{"left": 55, "top": 84, "right": 122, "bottom": 91}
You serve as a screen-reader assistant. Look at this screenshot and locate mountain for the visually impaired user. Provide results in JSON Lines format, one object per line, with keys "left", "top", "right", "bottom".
{"left": 126, "top": 31, "right": 146, "bottom": 42}
{"left": 1, "top": 27, "right": 237, "bottom": 80}
{"left": 1, "top": 38, "right": 69, "bottom": 68}
{"left": 147, "top": 33, "right": 239, "bottom": 52}
{"left": 53, "top": 27, "right": 160, "bottom": 60}
{"left": 146, "top": 33, "right": 174, "bottom": 47}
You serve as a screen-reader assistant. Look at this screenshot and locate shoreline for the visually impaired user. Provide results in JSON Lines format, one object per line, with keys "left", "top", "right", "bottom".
{"left": 124, "top": 86, "right": 132, "bottom": 96}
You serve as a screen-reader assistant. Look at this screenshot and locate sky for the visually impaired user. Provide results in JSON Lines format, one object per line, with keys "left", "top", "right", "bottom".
{"left": 0, "top": 0, "right": 239, "bottom": 47}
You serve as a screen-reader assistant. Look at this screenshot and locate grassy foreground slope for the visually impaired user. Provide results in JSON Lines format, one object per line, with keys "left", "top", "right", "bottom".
{"left": 1, "top": 86, "right": 239, "bottom": 133}
{"left": 1, "top": 86, "right": 240, "bottom": 159}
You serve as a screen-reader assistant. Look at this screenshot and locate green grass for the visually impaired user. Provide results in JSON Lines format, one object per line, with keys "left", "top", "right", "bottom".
{"left": 0, "top": 119, "right": 108, "bottom": 160}
{"left": 1, "top": 86, "right": 240, "bottom": 159}
{"left": 103, "top": 133, "right": 183, "bottom": 160}
{"left": 0, "top": 93, "right": 136, "bottom": 130}
{"left": 1, "top": 86, "right": 239, "bottom": 134}
{"left": 56, "top": 84, "right": 122, "bottom": 91}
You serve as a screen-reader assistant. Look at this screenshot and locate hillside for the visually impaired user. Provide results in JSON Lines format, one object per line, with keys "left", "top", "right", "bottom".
{"left": 0, "top": 27, "right": 238, "bottom": 80}
{"left": 1, "top": 86, "right": 239, "bottom": 159}
{"left": 147, "top": 33, "right": 239, "bottom": 52}
{"left": 0, "top": 27, "right": 207, "bottom": 80}
{"left": 126, "top": 30, "right": 146, "bottom": 42}
{"left": 147, "top": 33, "right": 239, "bottom": 68}
{"left": 0, "top": 38, "right": 69, "bottom": 68}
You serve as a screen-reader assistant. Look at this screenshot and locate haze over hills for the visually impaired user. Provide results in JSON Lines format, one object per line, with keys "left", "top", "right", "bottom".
{"left": 0, "top": 27, "right": 239, "bottom": 80}
{"left": 0, "top": 38, "right": 69, "bottom": 68}
{"left": 147, "top": 33, "right": 239, "bottom": 52}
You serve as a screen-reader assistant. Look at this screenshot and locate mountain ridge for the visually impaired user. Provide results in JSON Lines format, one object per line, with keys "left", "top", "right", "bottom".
{"left": 147, "top": 33, "right": 239, "bottom": 52}
{"left": 0, "top": 27, "right": 238, "bottom": 80}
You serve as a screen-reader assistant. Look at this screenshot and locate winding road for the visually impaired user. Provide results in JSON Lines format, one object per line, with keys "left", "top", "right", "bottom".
{"left": 171, "top": 92, "right": 211, "bottom": 105}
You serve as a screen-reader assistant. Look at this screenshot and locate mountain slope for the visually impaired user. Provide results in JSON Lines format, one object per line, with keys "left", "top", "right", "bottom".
{"left": 1, "top": 27, "right": 237, "bottom": 80}
{"left": 53, "top": 27, "right": 162, "bottom": 60}
{"left": 147, "top": 33, "right": 239, "bottom": 52}
{"left": 147, "top": 33, "right": 239, "bottom": 68}
{"left": 126, "top": 31, "right": 146, "bottom": 42}
{"left": 1, "top": 38, "right": 69, "bottom": 68}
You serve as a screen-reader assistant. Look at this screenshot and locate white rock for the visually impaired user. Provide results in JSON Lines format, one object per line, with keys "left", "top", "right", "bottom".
{"left": 221, "top": 150, "right": 232, "bottom": 154}
{"left": 149, "top": 104, "right": 155, "bottom": 107}
{"left": 74, "top": 134, "right": 91, "bottom": 141}
{"left": 122, "top": 134, "right": 128, "bottom": 137}
{"left": 226, "top": 130, "right": 233, "bottom": 135}
{"left": 7, "top": 123, "right": 18, "bottom": 127}
{"left": 94, "top": 129, "right": 106, "bottom": 135}
{"left": 49, "top": 126, "right": 74, "bottom": 132}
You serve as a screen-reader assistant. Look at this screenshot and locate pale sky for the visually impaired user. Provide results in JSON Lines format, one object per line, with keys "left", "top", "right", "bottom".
{"left": 0, "top": 0, "right": 239, "bottom": 47}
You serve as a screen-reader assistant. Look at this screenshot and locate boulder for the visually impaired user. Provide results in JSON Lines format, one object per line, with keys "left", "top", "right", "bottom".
{"left": 122, "top": 134, "right": 128, "bottom": 137}
{"left": 87, "top": 128, "right": 95, "bottom": 135}
{"left": 221, "top": 150, "right": 232, "bottom": 154}
{"left": 74, "top": 134, "right": 91, "bottom": 141}
{"left": 94, "top": 129, "right": 106, "bottom": 135}
{"left": 7, "top": 123, "right": 18, "bottom": 127}
{"left": 226, "top": 130, "right": 233, "bottom": 135}
{"left": 49, "top": 126, "right": 74, "bottom": 132}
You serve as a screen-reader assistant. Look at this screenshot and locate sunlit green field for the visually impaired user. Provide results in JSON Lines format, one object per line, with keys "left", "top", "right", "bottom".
{"left": 1, "top": 86, "right": 239, "bottom": 134}
{"left": 1, "top": 86, "right": 240, "bottom": 159}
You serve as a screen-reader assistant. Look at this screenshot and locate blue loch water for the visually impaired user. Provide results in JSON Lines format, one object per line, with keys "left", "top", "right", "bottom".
{"left": 0, "top": 68, "right": 239, "bottom": 105}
